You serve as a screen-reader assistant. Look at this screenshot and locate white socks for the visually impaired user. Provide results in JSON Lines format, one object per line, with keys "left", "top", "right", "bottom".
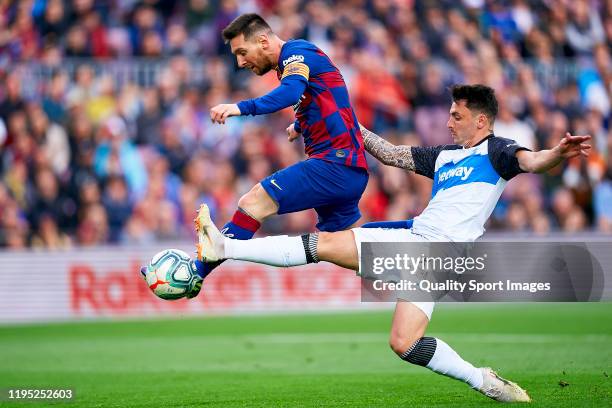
{"left": 401, "top": 337, "right": 483, "bottom": 389}
{"left": 224, "top": 235, "right": 307, "bottom": 267}
{"left": 427, "top": 338, "right": 484, "bottom": 389}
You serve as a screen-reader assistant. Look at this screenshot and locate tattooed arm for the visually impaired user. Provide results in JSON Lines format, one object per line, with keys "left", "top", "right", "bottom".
{"left": 359, "top": 124, "right": 415, "bottom": 171}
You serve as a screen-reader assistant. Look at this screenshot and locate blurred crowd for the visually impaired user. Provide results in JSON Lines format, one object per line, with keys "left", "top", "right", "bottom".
{"left": 1, "top": 0, "right": 611, "bottom": 249}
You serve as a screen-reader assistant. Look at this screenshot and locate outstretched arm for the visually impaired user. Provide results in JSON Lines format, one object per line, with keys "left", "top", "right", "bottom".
{"left": 210, "top": 75, "right": 307, "bottom": 124}
{"left": 516, "top": 132, "right": 591, "bottom": 173}
{"left": 359, "top": 124, "right": 416, "bottom": 171}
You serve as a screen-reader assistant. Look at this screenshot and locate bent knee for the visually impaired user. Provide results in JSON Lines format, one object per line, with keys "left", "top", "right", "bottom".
{"left": 389, "top": 334, "right": 421, "bottom": 356}
{"left": 237, "top": 191, "right": 256, "bottom": 210}
{"left": 237, "top": 184, "right": 262, "bottom": 208}
{"left": 391, "top": 336, "right": 437, "bottom": 366}
{"left": 238, "top": 184, "right": 277, "bottom": 219}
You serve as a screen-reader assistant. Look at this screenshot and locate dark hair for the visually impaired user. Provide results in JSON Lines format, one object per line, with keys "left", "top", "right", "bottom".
{"left": 450, "top": 84, "right": 498, "bottom": 122}
{"left": 222, "top": 13, "right": 272, "bottom": 43}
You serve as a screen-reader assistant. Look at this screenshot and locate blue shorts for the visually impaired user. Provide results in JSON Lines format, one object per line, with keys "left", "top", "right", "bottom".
{"left": 260, "top": 159, "right": 368, "bottom": 232}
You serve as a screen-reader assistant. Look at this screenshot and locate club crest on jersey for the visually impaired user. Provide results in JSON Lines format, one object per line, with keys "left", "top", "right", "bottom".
{"left": 282, "top": 54, "right": 305, "bottom": 67}
{"left": 438, "top": 166, "right": 474, "bottom": 183}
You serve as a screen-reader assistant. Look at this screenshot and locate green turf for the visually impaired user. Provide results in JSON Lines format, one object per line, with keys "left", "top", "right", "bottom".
{"left": 0, "top": 303, "right": 610, "bottom": 407}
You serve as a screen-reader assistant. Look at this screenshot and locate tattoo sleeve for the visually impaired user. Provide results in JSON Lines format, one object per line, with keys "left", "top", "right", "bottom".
{"left": 359, "top": 124, "right": 415, "bottom": 171}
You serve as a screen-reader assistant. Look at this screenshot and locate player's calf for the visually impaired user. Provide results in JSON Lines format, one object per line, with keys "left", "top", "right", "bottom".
{"left": 316, "top": 231, "right": 359, "bottom": 270}
{"left": 389, "top": 301, "right": 429, "bottom": 356}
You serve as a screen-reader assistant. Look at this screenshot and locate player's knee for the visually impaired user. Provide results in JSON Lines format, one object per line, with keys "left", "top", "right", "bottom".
{"left": 389, "top": 324, "right": 428, "bottom": 356}
{"left": 392, "top": 336, "right": 437, "bottom": 367}
{"left": 237, "top": 184, "right": 261, "bottom": 209}
{"left": 237, "top": 190, "right": 256, "bottom": 211}
{"left": 389, "top": 333, "right": 420, "bottom": 356}
{"left": 238, "top": 184, "right": 277, "bottom": 219}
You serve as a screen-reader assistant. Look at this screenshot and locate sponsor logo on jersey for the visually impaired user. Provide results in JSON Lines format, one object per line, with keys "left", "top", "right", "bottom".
{"left": 282, "top": 54, "right": 305, "bottom": 67}
{"left": 438, "top": 166, "right": 474, "bottom": 183}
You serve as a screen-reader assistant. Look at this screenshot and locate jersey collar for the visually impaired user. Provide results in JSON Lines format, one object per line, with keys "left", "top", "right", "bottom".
{"left": 467, "top": 133, "right": 494, "bottom": 149}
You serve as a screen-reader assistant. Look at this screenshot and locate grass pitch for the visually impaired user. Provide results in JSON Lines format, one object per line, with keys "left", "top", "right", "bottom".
{"left": 0, "top": 303, "right": 610, "bottom": 407}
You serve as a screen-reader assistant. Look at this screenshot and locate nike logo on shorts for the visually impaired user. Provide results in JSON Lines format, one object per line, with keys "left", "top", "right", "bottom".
{"left": 270, "top": 179, "right": 283, "bottom": 190}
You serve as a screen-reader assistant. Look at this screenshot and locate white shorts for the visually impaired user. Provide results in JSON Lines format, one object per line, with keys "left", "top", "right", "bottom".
{"left": 352, "top": 227, "right": 435, "bottom": 320}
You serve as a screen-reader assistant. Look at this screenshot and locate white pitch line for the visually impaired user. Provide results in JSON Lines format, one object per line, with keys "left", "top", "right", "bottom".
{"left": 232, "top": 332, "right": 612, "bottom": 345}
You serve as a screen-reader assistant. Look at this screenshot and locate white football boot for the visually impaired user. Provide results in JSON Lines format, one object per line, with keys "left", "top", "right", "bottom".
{"left": 478, "top": 367, "right": 531, "bottom": 403}
{"left": 194, "top": 204, "right": 225, "bottom": 263}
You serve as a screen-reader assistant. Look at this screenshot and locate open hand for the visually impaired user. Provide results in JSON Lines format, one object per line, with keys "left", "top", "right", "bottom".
{"left": 557, "top": 132, "right": 592, "bottom": 159}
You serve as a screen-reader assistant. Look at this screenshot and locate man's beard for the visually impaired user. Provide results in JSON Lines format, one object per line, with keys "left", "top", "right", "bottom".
{"left": 254, "top": 64, "right": 272, "bottom": 76}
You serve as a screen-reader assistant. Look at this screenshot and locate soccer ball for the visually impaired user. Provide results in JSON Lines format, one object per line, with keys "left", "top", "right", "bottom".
{"left": 143, "top": 249, "right": 202, "bottom": 300}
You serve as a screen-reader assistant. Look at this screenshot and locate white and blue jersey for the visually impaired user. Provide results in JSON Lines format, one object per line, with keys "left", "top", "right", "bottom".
{"left": 410, "top": 134, "right": 529, "bottom": 242}
{"left": 352, "top": 134, "right": 529, "bottom": 317}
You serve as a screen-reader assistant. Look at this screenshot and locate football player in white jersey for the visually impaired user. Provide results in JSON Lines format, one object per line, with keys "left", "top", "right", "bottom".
{"left": 194, "top": 84, "right": 591, "bottom": 402}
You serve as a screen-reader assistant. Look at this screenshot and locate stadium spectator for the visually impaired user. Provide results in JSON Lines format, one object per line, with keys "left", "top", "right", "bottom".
{"left": 414, "top": 61, "right": 454, "bottom": 146}
{"left": 494, "top": 91, "right": 536, "bottom": 150}
{"left": 76, "top": 202, "right": 109, "bottom": 246}
{"left": 31, "top": 212, "right": 72, "bottom": 250}
{"left": 353, "top": 49, "right": 410, "bottom": 132}
{"left": 102, "top": 175, "right": 132, "bottom": 243}
{"left": 93, "top": 115, "right": 147, "bottom": 198}
{"left": 29, "top": 166, "right": 73, "bottom": 233}
{"left": 595, "top": 159, "right": 612, "bottom": 232}
{"left": 565, "top": 0, "right": 605, "bottom": 55}
{"left": 28, "top": 104, "right": 70, "bottom": 176}
{"left": 0, "top": 72, "right": 25, "bottom": 120}
{"left": 42, "top": 71, "right": 69, "bottom": 124}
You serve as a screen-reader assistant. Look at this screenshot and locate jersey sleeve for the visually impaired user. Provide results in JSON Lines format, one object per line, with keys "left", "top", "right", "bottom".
{"left": 237, "top": 42, "right": 313, "bottom": 116}
{"left": 237, "top": 77, "right": 306, "bottom": 116}
{"left": 410, "top": 145, "right": 448, "bottom": 179}
{"left": 278, "top": 41, "right": 312, "bottom": 84}
{"left": 488, "top": 137, "right": 531, "bottom": 180}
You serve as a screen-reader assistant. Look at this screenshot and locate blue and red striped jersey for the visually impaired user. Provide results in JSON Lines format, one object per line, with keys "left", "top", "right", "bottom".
{"left": 279, "top": 40, "right": 367, "bottom": 169}
{"left": 238, "top": 39, "right": 367, "bottom": 170}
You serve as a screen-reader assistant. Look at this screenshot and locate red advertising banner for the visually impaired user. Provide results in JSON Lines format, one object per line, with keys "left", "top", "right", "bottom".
{"left": 0, "top": 244, "right": 381, "bottom": 323}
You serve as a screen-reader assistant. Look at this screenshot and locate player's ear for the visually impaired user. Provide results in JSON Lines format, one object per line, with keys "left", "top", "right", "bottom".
{"left": 477, "top": 113, "right": 487, "bottom": 129}
{"left": 257, "top": 33, "right": 269, "bottom": 49}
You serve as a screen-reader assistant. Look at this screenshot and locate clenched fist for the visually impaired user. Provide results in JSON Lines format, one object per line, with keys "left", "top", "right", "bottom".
{"left": 286, "top": 123, "right": 301, "bottom": 142}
